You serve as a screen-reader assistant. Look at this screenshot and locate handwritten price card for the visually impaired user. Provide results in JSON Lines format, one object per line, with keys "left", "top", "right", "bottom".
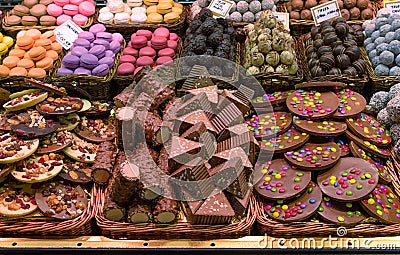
{"left": 311, "top": 0, "right": 341, "bottom": 26}
{"left": 273, "top": 12, "right": 290, "bottom": 30}
{"left": 384, "top": 0, "right": 400, "bottom": 14}
{"left": 54, "top": 19, "right": 83, "bottom": 50}
{"left": 208, "top": 0, "right": 234, "bottom": 18}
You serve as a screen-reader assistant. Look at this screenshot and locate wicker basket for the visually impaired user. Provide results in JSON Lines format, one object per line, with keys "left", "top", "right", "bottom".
{"left": 256, "top": 149, "right": 400, "bottom": 238}
{"left": 96, "top": 6, "right": 189, "bottom": 41}
{"left": 50, "top": 40, "right": 126, "bottom": 101}
{"left": 240, "top": 39, "right": 303, "bottom": 94}
{"left": 95, "top": 186, "right": 256, "bottom": 239}
{"left": 2, "top": 10, "right": 94, "bottom": 37}
{"left": 0, "top": 184, "right": 97, "bottom": 237}
{"left": 298, "top": 33, "right": 369, "bottom": 94}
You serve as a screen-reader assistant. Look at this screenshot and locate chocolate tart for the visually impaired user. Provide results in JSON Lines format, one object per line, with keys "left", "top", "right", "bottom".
{"left": 36, "top": 131, "right": 73, "bottom": 154}
{"left": 0, "top": 134, "right": 39, "bottom": 164}
{"left": 35, "top": 182, "right": 87, "bottom": 220}
{"left": 36, "top": 97, "right": 83, "bottom": 116}
{"left": 8, "top": 110, "right": 59, "bottom": 138}
{"left": 75, "top": 117, "right": 116, "bottom": 143}
{"left": 0, "top": 182, "right": 38, "bottom": 217}
{"left": 3, "top": 91, "right": 48, "bottom": 112}
{"left": 317, "top": 196, "right": 366, "bottom": 226}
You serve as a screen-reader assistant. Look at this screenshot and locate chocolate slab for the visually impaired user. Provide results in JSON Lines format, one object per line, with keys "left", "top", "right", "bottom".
{"left": 217, "top": 123, "right": 251, "bottom": 142}
{"left": 259, "top": 126, "right": 310, "bottom": 154}
{"left": 345, "top": 130, "right": 390, "bottom": 159}
{"left": 349, "top": 141, "right": 391, "bottom": 184}
{"left": 284, "top": 142, "right": 341, "bottom": 171}
{"left": 225, "top": 187, "right": 252, "bottom": 219}
{"left": 174, "top": 110, "right": 216, "bottom": 135}
{"left": 8, "top": 111, "right": 59, "bottom": 138}
{"left": 25, "top": 78, "right": 67, "bottom": 96}
{"left": 221, "top": 89, "right": 250, "bottom": 115}
{"left": 255, "top": 159, "right": 312, "bottom": 200}
{"left": 292, "top": 116, "right": 347, "bottom": 137}
{"left": 36, "top": 97, "right": 84, "bottom": 116}
{"left": 166, "top": 136, "right": 204, "bottom": 171}
{"left": 360, "top": 185, "right": 400, "bottom": 224}
{"left": 317, "top": 196, "right": 366, "bottom": 226}
{"left": 57, "top": 114, "right": 80, "bottom": 132}
{"left": 175, "top": 92, "right": 213, "bottom": 119}
{"left": 251, "top": 91, "right": 295, "bottom": 108}
{"left": 81, "top": 101, "right": 112, "bottom": 118}
{"left": 246, "top": 112, "right": 292, "bottom": 139}
{"left": 317, "top": 157, "right": 379, "bottom": 202}
{"left": 36, "top": 131, "right": 73, "bottom": 154}
{"left": 58, "top": 159, "right": 92, "bottom": 185}
{"left": 264, "top": 182, "right": 322, "bottom": 222}
{"left": 294, "top": 81, "right": 346, "bottom": 89}
{"left": 286, "top": 90, "right": 339, "bottom": 119}
{"left": 181, "top": 122, "right": 207, "bottom": 141}
{"left": 346, "top": 113, "right": 391, "bottom": 147}
{"left": 75, "top": 118, "right": 116, "bottom": 143}
{"left": 35, "top": 182, "right": 87, "bottom": 220}
{"left": 333, "top": 89, "right": 366, "bottom": 118}
{"left": 211, "top": 103, "right": 243, "bottom": 134}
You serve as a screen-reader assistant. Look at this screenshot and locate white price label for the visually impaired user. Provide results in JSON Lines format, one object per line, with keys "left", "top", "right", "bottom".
{"left": 273, "top": 12, "right": 290, "bottom": 30}
{"left": 54, "top": 19, "right": 83, "bottom": 50}
{"left": 311, "top": 0, "right": 341, "bottom": 26}
{"left": 208, "top": 0, "right": 234, "bottom": 18}
{"left": 384, "top": 0, "right": 400, "bottom": 14}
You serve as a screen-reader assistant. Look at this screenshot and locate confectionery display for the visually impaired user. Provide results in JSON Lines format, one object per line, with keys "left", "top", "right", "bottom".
{"left": 285, "top": 0, "right": 374, "bottom": 21}
{"left": 244, "top": 11, "right": 299, "bottom": 76}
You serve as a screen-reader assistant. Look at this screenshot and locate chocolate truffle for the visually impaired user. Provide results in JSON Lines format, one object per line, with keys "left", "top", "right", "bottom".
{"left": 341, "top": 9, "right": 350, "bottom": 20}
{"left": 344, "top": 0, "right": 356, "bottom": 9}
{"left": 370, "top": 91, "right": 390, "bottom": 112}
{"left": 387, "top": 96, "right": 400, "bottom": 123}
{"left": 336, "top": 54, "right": 350, "bottom": 70}
{"left": 377, "top": 108, "right": 393, "bottom": 128}
{"left": 389, "top": 83, "right": 400, "bottom": 100}
{"left": 350, "top": 7, "right": 360, "bottom": 19}
{"left": 390, "top": 124, "right": 400, "bottom": 142}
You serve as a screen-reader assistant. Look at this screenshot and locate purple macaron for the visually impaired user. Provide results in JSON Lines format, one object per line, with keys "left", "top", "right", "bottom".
{"left": 93, "top": 39, "right": 110, "bottom": 50}
{"left": 57, "top": 66, "right": 74, "bottom": 76}
{"left": 78, "top": 31, "right": 95, "bottom": 43}
{"left": 112, "top": 33, "right": 123, "bottom": 44}
{"left": 80, "top": 53, "right": 98, "bottom": 69}
{"left": 110, "top": 41, "right": 120, "bottom": 53}
{"left": 74, "top": 67, "right": 92, "bottom": 75}
{"left": 71, "top": 46, "right": 89, "bottom": 57}
{"left": 74, "top": 38, "right": 91, "bottom": 50}
{"left": 99, "top": 57, "right": 115, "bottom": 68}
{"left": 105, "top": 50, "right": 115, "bottom": 58}
{"left": 96, "top": 32, "right": 113, "bottom": 43}
{"left": 62, "top": 54, "right": 80, "bottom": 69}
{"left": 89, "top": 45, "right": 106, "bottom": 59}
{"left": 92, "top": 64, "right": 110, "bottom": 76}
{"left": 89, "top": 24, "right": 106, "bottom": 35}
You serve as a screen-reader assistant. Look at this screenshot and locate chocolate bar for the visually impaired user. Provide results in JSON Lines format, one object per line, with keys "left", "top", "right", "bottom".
{"left": 110, "top": 152, "right": 139, "bottom": 206}
{"left": 217, "top": 123, "right": 251, "bottom": 142}
{"left": 127, "top": 197, "right": 152, "bottom": 224}
{"left": 133, "top": 65, "right": 152, "bottom": 83}
{"left": 211, "top": 103, "right": 243, "bottom": 134}
{"left": 150, "top": 87, "right": 175, "bottom": 113}
{"left": 92, "top": 141, "right": 117, "bottom": 185}
{"left": 225, "top": 187, "right": 252, "bottom": 219}
{"left": 103, "top": 195, "right": 126, "bottom": 222}
{"left": 221, "top": 89, "right": 250, "bottom": 115}
{"left": 152, "top": 197, "right": 180, "bottom": 223}
{"left": 166, "top": 136, "right": 204, "bottom": 171}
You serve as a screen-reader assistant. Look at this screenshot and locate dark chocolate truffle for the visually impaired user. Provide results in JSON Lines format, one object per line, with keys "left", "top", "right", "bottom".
{"left": 336, "top": 54, "right": 351, "bottom": 70}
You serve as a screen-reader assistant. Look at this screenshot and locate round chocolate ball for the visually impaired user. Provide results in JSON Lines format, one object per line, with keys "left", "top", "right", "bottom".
{"left": 290, "top": 11, "right": 301, "bottom": 19}
{"left": 341, "top": 9, "right": 351, "bottom": 20}
{"left": 291, "top": 0, "right": 304, "bottom": 11}
{"left": 343, "top": 66, "right": 358, "bottom": 76}
{"left": 317, "top": 45, "right": 332, "bottom": 57}
{"left": 333, "top": 45, "right": 346, "bottom": 56}
{"left": 345, "top": 46, "right": 361, "bottom": 61}
{"left": 353, "top": 59, "right": 366, "bottom": 75}
{"left": 311, "top": 27, "right": 321, "bottom": 40}
{"left": 320, "top": 53, "right": 335, "bottom": 69}
{"left": 322, "top": 26, "right": 335, "bottom": 35}
{"left": 350, "top": 7, "right": 361, "bottom": 19}
{"left": 332, "top": 17, "right": 346, "bottom": 27}
{"left": 305, "top": 0, "right": 318, "bottom": 8}
{"left": 328, "top": 67, "right": 342, "bottom": 75}
{"left": 313, "top": 39, "right": 324, "bottom": 49}
{"left": 324, "top": 33, "right": 338, "bottom": 45}
{"left": 301, "top": 9, "right": 312, "bottom": 20}
{"left": 357, "top": 0, "right": 368, "bottom": 9}
{"left": 343, "top": 39, "right": 357, "bottom": 48}
{"left": 310, "top": 65, "right": 326, "bottom": 77}
{"left": 361, "top": 8, "right": 373, "bottom": 20}
{"left": 336, "top": 54, "right": 351, "bottom": 70}
{"left": 308, "top": 51, "right": 318, "bottom": 60}
{"left": 344, "top": 0, "right": 357, "bottom": 8}
{"left": 306, "top": 45, "right": 316, "bottom": 56}
{"left": 308, "top": 58, "right": 319, "bottom": 68}
{"left": 335, "top": 23, "right": 349, "bottom": 39}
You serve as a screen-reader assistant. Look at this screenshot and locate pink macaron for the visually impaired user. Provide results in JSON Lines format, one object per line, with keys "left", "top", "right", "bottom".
{"left": 139, "top": 47, "right": 156, "bottom": 58}
{"left": 54, "top": 0, "right": 69, "bottom": 7}
{"left": 70, "top": 0, "right": 84, "bottom": 5}
{"left": 156, "top": 56, "right": 173, "bottom": 66}
{"left": 154, "top": 27, "right": 170, "bottom": 39}
{"left": 151, "top": 36, "right": 167, "bottom": 50}
{"left": 119, "top": 55, "right": 136, "bottom": 64}
{"left": 131, "top": 36, "right": 148, "bottom": 49}
{"left": 169, "top": 33, "right": 179, "bottom": 41}
{"left": 47, "top": 3, "right": 63, "bottom": 16}
{"left": 158, "top": 48, "right": 175, "bottom": 58}
{"left": 117, "top": 63, "right": 135, "bottom": 76}
{"left": 136, "top": 30, "right": 153, "bottom": 41}
{"left": 122, "top": 47, "right": 139, "bottom": 57}
{"left": 167, "top": 40, "right": 178, "bottom": 50}
{"left": 73, "top": 14, "right": 88, "bottom": 26}
{"left": 136, "top": 56, "right": 154, "bottom": 67}
{"left": 57, "top": 14, "right": 72, "bottom": 25}
{"left": 78, "top": 1, "right": 95, "bottom": 16}
{"left": 63, "top": 4, "right": 78, "bottom": 15}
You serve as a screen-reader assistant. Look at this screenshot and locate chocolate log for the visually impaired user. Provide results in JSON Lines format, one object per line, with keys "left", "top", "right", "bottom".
{"left": 116, "top": 107, "right": 135, "bottom": 150}
{"left": 113, "top": 83, "right": 138, "bottom": 108}
{"left": 103, "top": 196, "right": 126, "bottom": 222}
{"left": 152, "top": 197, "right": 180, "bottom": 224}
{"left": 150, "top": 87, "right": 175, "bottom": 113}
{"left": 144, "top": 111, "right": 163, "bottom": 147}
{"left": 92, "top": 141, "right": 117, "bottom": 185}
{"left": 158, "top": 147, "right": 170, "bottom": 174}
{"left": 110, "top": 152, "right": 139, "bottom": 206}
{"left": 127, "top": 197, "right": 152, "bottom": 224}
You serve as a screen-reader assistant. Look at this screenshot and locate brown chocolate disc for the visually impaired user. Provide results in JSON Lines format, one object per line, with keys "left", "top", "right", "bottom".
{"left": 317, "top": 196, "right": 366, "bottom": 226}
{"left": 255, "top": 158, "right": 312, "bottom": 200}
{"left": 345, "top": 130, "right": 390, "bottom": 158}
{"left": 75, "top": 118, "right": 116, "bottom": 143}
{"left": 360, "top": 185, "right": 400, "bottom": 224}
{"left": 333, "top": 89, "right": 366, "bottom": 118}
{"left": 349, "top": 141, "right": 391, "bottom": 184}
{"left": 80, "top": 101, "right": 112, "bottom": 118}
{"left": 36, "top": 131, "right": 73, "bottom": 154}
{"left": 292, "top": 116, "right": 347, "bottom": 136}
{"left": 8, "top": 110, "right": 59, "bottom": 138}
{"left": 246, "top": 112, "right": 292, "bottom": 139}
{"left": 0, "top": 182, "right": 38, "bottom": 217}
{"left": 346, "top": 113, "right": 391, "bottom": 147}
{"left": 284, "top": 142, "right": 341, "bottom": 171}
{"left": 286, "top": 90, "right": 339, "bottom": 119}
{"left": 264, "top": 182, "right": 322, "bottom": 222}
{"left": 58, "top": 159, "right": 92, "bottom": 185}
{"left": 36, "top": 97, "right": 83, "bottom": 116}
{"left": 35, "top": 182, "right": 87, "bottom": 220}
{"left": 259, "top": 126, "right": 310, "bottom": 154}
{"left": 317, "top": 157, "right": 379, "bottom": 202}
{"left": 252, "top": 90, "right": 295, "bottom": 108}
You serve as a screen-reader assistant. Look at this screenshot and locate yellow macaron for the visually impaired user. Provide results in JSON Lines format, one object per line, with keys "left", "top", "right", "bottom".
{"left": 2, "top": 36, "right": 14, "bottom": 48}
{"left": 146, "top": 12, "right": 163, "bottom": 23}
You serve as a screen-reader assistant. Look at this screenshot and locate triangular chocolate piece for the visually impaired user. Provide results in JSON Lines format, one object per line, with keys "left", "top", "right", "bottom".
{"left": 211, "top": 103, "right": 243, "bottom": 134}
{"left": 225, "top": 187, "right": 252, "bottom": 218}
{"left": 221, "top": 89, "right": 250, "bottom": 115}
{"left": 170, "top": 158, "right": 210, "bottom": 181}
{"left": 181, "top": 65, "right": 211, "bottom": 91}
{"left": 218, "top": 123, "right": 251, "bottom": 142}
{"left": 189, "top": 86, "right": 219, "bottom": 104}
{"left": 166, "top": 136, "right": 203, "bottom": 171}
{"left": 195, "top": 191, "right": 235, "bottom": 217}
{"left": 209, "top": 147, "right": 253, "bottom": 169}
{"left": 225, "top": 168, "right": 249, "bottom": 199}
{"left": 175, "top": 92, "right": 213, "bottom": 119}
{"left": 207, "top": 157, "right": 244, "bottom": 190}
{"left": 181, "top": 122, "right": 207, "bottom": 141}
{"left": 217, "top": 132, "right": 259, "bottom": 164}
{"left": 175, "top": 110, "right": 216, "bottom": 134}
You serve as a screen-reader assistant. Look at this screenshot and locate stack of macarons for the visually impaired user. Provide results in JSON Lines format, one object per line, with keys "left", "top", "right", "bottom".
{"left": 0, "top": 29, "right": 61, "bottom": 79}
{"left": 57, "top": 24, "right": 123, "bottom": 77}
{"left": 4, "top": 0, "right": 95, "bottom": 27}
{"left": 98, "top": 0, "right": 183, "bottom": 24}
{"left": 0, "top": 32, "right": 15, "bottom": 62}
{"left": 117, "top": 27, "right": 178, "bottom": 76}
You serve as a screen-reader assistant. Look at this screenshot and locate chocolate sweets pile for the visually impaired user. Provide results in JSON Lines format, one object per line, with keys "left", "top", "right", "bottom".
{"left": 303, "top": 17, "right": 367, "bottom": 78}
{"left": 286, "top": 0, "right": 374, "bottom": 21}
{"left": 0, "top": 78, "right": 117, "bottom": 220}
{"left": 251, "top": 82, "right": 400, "bottom": 225}
{"left": 244, "top": 11, "right": 299, "bottom": 76}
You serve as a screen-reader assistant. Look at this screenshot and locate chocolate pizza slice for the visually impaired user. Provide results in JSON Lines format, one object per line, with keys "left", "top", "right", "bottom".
{"left": 259, "top": 126, "right": 310, "bottom": 154}
{"left": 58, "top": 159, "right": 92, "bottom": 185}
{"left": 80, "top": 100, "right": 112, "bottom": 118}
{"left": 292, "top": 116, "right": 347, "bottom": 137}
{"left": 345, "top": 130, "right": 390, "bottom": 159}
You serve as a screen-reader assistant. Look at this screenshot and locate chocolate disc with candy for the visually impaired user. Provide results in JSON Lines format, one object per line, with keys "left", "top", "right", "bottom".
{"left": 317, "top": 157, "right": 379, "bottom": 202}
{"left": 317, "top": 196, "right": 366, "bottom": 226}
{"left": 264, "top": 182, "right": 322, "bottom": 222}
{"left": 255, "top": 159, "right": 312, "bottom": 200}
{"left": 333, "top": 88, "right": 366, "bottom": 118}
{"left": 286, "top": 90, "right": 339, "bottom": 119}
{"left": 360, "top": 185, "right": 400, "bottom": 224}
{"left": 292, "top": 116, "right": 347, "bottom": 137}
{"left": 346, "top": 113, "right": 391, "bottom": 147}
{"left": 284, "top": 142, "right": 341, "bottom": 171}
{"left": 36, "top": 131, "right": 73, "bottom": 154}
{"left": 335, "top": 138, "right": 350, "bottom": 157}
{"left": 345, "top": 131, "right": 390, "bottom": 159}
{"left": 246, "top": 112, "right": 292, "bottom": 139}
{"left": 349, "top": 141, "right": 391, "bottom": 184}
{"left": 259, "top": 126, "right": 310, "bottom": 154}
{"left": 252, "top": 90, "right": 295, "bottom": 108}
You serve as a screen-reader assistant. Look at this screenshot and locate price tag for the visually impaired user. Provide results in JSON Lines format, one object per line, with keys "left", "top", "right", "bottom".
{"left": 273, "top": 12, "right": 290, "bottom": 30}
{"left": 208, "top": 0, "right": 234, "bottom": 18}
{"left": 54, "top": 19, "right": 83, "bottom": 50}
{"left": 311, "top": 0, "right": 341, "bottom": 26}
{"left": 384, "top": 0, "right": 400, "bottom": 14}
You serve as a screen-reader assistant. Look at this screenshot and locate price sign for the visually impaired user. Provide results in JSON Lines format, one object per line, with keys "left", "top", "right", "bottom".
{"left": 273, "top": 12, "right": 290, "bottom": 30}
{"left": 311, "top": 0, "right": 341, "bottom": 26}
{"left": 54, "top": 19, "right": 83, "bottom": 50}
{"left": 208, "top": 0, "right": 234, "bottom": 18}
{"left": 384, "top": 0, "right": 400, "bottom": 14}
